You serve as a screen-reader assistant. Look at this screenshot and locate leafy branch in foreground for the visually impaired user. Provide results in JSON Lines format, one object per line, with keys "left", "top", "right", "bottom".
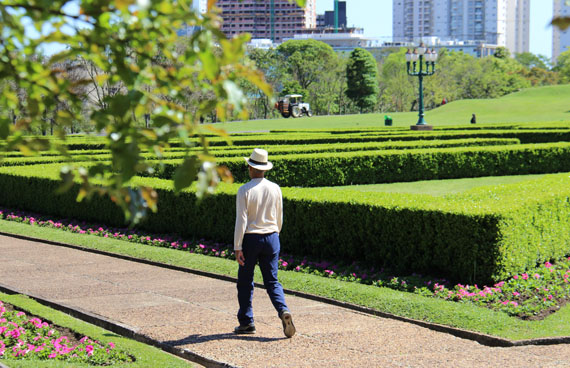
{"left": 0, "top": 0, "right": 304, "bottom": 223}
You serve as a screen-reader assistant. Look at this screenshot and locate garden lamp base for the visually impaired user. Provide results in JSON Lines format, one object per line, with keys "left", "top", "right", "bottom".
{"left": 410, "top": 125, "right": 433, "bottom": 131}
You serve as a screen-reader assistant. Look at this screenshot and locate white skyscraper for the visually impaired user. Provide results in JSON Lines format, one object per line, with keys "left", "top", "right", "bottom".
{"left": 393, "top": 0, "right": 529, "bottom": 54}
{"left": 553, "top": 0, "right": 570, "bottom": 62}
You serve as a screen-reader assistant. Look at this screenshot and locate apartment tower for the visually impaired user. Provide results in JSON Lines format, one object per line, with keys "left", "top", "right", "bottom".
{"left": 553, "top": 0, "right": 570, "bottom": 62}
{"left": 393, "top": 0, "right": 530, "bottom": 54}
{"left": 216, "top": 0, "right": 317, "bottom": 42}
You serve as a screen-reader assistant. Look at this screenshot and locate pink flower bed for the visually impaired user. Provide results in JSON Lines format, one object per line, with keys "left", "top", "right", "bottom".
{"left": 0, "top": 300, "right": 131, "bottom": 364}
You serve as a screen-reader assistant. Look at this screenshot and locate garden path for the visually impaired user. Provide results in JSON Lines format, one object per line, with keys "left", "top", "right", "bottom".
{"left": 1, "top": 234, "right": 570, "bottom": 368}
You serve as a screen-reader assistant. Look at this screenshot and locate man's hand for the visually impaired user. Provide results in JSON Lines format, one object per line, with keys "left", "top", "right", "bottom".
{"left": 235, "top": 250, "right": 245, "bottom": 266}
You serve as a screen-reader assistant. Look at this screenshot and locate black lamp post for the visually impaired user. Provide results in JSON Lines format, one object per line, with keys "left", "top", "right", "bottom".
{"left": 406, "top": 43, "right": 437, "bottom": 130}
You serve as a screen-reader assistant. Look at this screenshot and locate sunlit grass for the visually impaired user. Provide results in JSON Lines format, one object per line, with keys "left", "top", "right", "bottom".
{"left": 212, "top": 84, "right": 570, "bottom": 132}
{"left": 328, "top": 174, "right": 547, "bottom": 196}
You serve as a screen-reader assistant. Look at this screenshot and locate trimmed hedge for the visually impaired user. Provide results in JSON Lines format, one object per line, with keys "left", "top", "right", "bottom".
{"left": 13, "top": 128, "right": 569, "bottom": 151}
{"left": 150, "top": 142, "right": 570, "bottom": 186}
{"left": 0, "top": 165, "right": 569, "bottom": 284}
{"left": 0, "top": 138, "right": 519, "bottom": 167}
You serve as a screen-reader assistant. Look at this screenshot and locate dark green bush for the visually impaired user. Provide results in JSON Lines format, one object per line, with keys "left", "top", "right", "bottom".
{"left": 150, "top": 142, "right": 570, "bottom": 186}
{"left": 1, "top": 165, "right": 569, "bottom": 284}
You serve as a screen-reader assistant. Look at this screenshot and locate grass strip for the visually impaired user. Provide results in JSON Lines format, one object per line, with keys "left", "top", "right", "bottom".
{"left": 1, "top": 220, "right": 570, "bottom": 341}
{"left": 0, "top": 292, "right": 193, "bottom": 368}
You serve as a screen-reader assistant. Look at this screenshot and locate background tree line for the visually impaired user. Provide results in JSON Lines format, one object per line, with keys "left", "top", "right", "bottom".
{"left": 245, "top": 42, "right": 570, "bottom": 119}
{"left": 4, "top": 40, "right": 570, "bottom": 138}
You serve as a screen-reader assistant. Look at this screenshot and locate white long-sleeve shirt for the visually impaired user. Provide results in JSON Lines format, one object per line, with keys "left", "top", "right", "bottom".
{"left": 234, "top": 178, "right": 283, "bottom": 251}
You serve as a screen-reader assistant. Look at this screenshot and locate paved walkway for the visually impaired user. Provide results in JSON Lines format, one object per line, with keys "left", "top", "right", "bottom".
{"left": 1, "top": 234, "right": 570, "bottom": 367}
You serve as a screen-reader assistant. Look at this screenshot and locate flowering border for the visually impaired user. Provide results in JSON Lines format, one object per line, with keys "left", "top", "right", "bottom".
{"left": 1, "top": 207, "right": 569, "bottom": 319}
{"left": 0, "top": 300, "right": 131, "bottom": 364}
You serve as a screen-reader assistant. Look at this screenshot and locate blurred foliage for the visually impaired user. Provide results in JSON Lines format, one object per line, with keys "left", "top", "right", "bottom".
{"left": 0, "top": 0, "right": 304, "bottom": 222}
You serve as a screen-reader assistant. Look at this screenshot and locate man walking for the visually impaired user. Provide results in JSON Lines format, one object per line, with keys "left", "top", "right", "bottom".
{"left": 233, "top": 148, "right": 296, "bottom": 338}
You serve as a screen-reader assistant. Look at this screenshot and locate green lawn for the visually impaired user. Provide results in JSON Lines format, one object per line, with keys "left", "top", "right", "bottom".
{"left": 1, "top": 220, "right": 569, "bottom": 341}
{"left": 211, "top": 84, "right": 570, "bottom": 132}
{"left": 329, "top": 174, "right": 547, "bottom": 196}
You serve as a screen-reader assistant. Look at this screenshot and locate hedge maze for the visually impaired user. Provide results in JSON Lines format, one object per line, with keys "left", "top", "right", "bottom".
{"left": 1, "top": 122, "right": 570, "bottom": 284}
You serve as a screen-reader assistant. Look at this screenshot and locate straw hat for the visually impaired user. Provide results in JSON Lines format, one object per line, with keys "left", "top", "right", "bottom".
{"left": 244, "top": 148, "right": 273, "bottom": 171}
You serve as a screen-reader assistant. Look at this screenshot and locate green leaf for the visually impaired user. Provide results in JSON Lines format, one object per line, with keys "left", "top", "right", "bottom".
{"left": 551, "top": 17, "right": 570, "bottom": 31}
{"left": 0, "top": 118, "right": 10, "bottom": 140}
{"left": 199, "top": 51, "right": 218, "bottom": 80}
{"left": 108, "top": 95, "right": 131, "bottom": 117}
{"left": 173, "top": 156, "right": 198, "bottom": 192}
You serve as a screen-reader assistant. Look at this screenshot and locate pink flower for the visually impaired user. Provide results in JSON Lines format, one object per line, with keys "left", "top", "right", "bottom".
{"left": 295, "top": 266, "right": 301, "bottom": 271}
{"left": 85, "top": 345, "right": 94, "bottom": 356}
{"left": 513, "top": 275, "right": 519, "bottom": 280}
{"left": 522, "top": 273, "right": 529, "bottom": 280}
{"left": 108, "top": 342, "right": 115, "bottom": 349}
{"left": 513, "top": 291, "right": 520, "bottom": 297}
{"left": 534, "top": 273, "right": 541, "bottom": 279}
{"left": 282, "top": 261, "right": 288, "bottom": 268}
{"left": 545, "top": 262, "right": 552, "bottom": 268}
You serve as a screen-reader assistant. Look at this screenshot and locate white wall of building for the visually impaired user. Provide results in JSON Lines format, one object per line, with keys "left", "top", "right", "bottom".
{"left": 393, "top": 0, "right": 529, "bottom": 53}
{"left": 392, "top": 0, "right": 406, "bottom": 43}
{"left": 304, "top": 0, "right": 317, "bottom": 29}
{"left": 553, "top": 0, "right": 570, "bottom": 62}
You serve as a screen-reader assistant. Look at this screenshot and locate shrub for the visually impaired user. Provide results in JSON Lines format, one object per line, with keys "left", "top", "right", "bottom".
{"left": 0, "top": 165, "right": 569, "bottom": 284}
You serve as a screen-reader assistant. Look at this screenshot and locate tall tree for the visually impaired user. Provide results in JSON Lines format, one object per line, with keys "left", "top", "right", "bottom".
{"left": 554, "top": 49, "right": 570, "bottom": 83}
{"left": 493, "top": 47, "right": 510, "bottom": 59}
{"left": 345, "top": 48, "right": 379, "bottom": 113}
{"left": 515, "top": 52, "right": 551, "bottom": 70}
{"left": 378, "top": 48, "right": 414, "bottom": 112}
{"left": 276, "top": 39, "right": 341, "bottom": 115}
{"left": 276, "top": 39, "right": 337, "bottom": 90}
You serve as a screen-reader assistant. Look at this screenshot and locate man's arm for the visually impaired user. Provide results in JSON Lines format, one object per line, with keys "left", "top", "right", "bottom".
{"left": 234, "top": 188, "right": 248, "bottom": 265}
{"left": 277, "top": 187, "right": 283, "bottom": 233}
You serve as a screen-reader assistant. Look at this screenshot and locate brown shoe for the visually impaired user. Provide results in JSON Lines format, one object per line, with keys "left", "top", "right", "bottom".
{"left": 279, "top": 311, "right": 296, "bottom": 338}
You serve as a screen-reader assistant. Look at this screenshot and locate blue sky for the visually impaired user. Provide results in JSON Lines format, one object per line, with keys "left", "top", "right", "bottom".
{"left": 316, "top": 0, "right": 554, "bottom": 58}
{"left": 37, "top": 0, "right": 554, "bottom": 58}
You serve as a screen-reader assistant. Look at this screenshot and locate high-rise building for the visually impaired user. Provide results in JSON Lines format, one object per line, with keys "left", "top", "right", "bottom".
{"left": 324, "top": 1, "right": 347, "bottom": 29}
{"left": 215, "top": 0, "right": 317, "bottom": 42}
{"left": 393, "top": 0, "right": 530, "bottom": 54}
{"left": 553, "top": 0, "right": 570, "bottom": 62}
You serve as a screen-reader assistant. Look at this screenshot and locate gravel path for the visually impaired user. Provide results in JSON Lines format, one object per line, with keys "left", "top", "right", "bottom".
{"left": 1, "top": 234, "right": 569, "bottom": 367}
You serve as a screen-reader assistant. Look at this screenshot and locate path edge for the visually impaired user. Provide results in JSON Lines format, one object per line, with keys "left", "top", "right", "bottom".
{"left": 2, "top": 230, "right": 570, "bottom": 348}
{"left": 0, "top": 281, "right": 237, "bottom": 368}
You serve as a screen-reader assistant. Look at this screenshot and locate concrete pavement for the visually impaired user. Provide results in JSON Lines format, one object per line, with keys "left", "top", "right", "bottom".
{"left": 1, "top": 234, "right": 570, "bottom": 367}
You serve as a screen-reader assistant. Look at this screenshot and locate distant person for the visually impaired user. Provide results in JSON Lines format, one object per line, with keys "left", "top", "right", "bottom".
{"left": 470, "top": 113, "right": 477, "bottom": 124}
{"left": 441, "top": 98, "right": 447, "bottom": 105}
{"left": 233, "top": 148, "right": 296, "bottom": 338}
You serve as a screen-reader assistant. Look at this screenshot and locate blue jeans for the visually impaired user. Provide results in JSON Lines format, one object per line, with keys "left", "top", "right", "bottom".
{"left": 237, "top": 232, "right": 289, "bottom": 326}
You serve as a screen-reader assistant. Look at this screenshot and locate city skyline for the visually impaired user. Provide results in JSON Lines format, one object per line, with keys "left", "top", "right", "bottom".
{"left": 316, "top": 0, "right": 554, "bottom": 58}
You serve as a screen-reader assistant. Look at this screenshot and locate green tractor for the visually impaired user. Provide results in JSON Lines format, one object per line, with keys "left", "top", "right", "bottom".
{"left": 275, "top": 94, "right": 313, "bottom": 118}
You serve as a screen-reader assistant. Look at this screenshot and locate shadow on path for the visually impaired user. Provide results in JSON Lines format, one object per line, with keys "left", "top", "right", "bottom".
{"left": 166, "top": 333, "right": 285, "bottom": 346}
